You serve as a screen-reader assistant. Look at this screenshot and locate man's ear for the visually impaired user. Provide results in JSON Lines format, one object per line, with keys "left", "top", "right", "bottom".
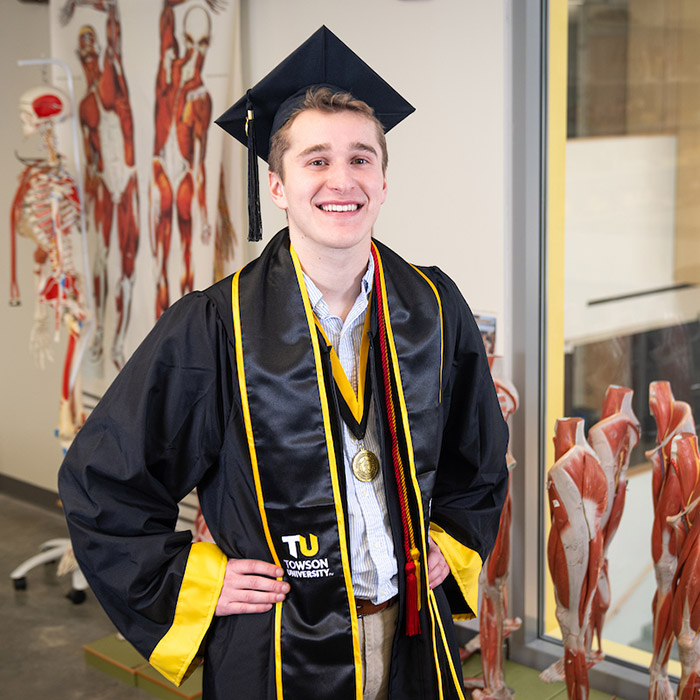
{"left": 269, "top": 170, "right": 288, "bottom": 211}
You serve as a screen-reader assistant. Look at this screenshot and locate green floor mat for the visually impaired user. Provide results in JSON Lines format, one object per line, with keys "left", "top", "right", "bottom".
{"left": 462, "top": 652, "right": 624, "bottom": 699}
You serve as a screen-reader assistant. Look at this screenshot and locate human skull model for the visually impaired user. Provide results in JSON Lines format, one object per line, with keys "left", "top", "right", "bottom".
{"left": 19, "top": 86, "right": 71, "bottom": 137}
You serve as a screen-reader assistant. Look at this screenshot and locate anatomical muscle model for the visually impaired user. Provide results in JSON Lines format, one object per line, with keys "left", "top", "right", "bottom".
{"left": 667, "top": 433, "right": 700, "bottom": 700}
{"left": 10, "top": 86, "right": 86, "bottom": 449}
{"left": 62, "top": 0, "right": 140, "bottom": 370}
{"left": 463, "top": 366, "right": 521, "bottom": 700}
{"left": 585, "top": 386, "right": 640, "bottom": 661}
{"left": 543, "top": 417, "right": 608, "bottom": 700}
{"left": 648, "top": 380, "right": 697, "bottom": 700}
{"left": 540, "top": 386, "right": 640, "bottom": 692}
{"left": 149, "top": 0, "right": 224, "bottom": 318}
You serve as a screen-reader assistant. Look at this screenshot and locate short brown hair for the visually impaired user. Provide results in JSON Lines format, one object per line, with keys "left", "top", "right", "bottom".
{"left": 268, "top": 87, "right": 388, "bottom": 179}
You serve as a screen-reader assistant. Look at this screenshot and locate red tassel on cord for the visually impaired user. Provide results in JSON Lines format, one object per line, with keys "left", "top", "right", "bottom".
{"left": 404, "top": 560, "right": 421, "bottom": 636}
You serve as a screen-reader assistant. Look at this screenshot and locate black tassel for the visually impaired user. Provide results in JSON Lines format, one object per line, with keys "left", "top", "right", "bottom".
{"left": 246, "top": 91, "right": 263, "bottom": 242}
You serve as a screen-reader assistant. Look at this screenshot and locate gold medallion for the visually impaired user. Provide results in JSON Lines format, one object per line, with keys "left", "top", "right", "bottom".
{"left": 352, "top": 449, "right": 380, "bottom": 482}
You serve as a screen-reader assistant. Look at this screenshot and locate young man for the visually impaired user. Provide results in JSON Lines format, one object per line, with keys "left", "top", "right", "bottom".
{"left": 59, "top": 26, "right": 508, "bottom": 700}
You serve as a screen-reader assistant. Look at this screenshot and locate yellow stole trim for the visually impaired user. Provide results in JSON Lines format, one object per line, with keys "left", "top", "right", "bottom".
{"left": 429, "top": 591, "right": 467, "bottom": 700}
{"left": 429, "top": 524, "right": 482, "bottom": 618}
{"left": 149, "top": 542, "right": 227, "bottom": 686}
{"left": 426, "top": 594, "right": 446, "bottom": 700}
{"left": 313, "top": 309, "right": 372, "bottom": 425}
{"left": 289, "top": 244, "right": 364, "bottom": 699}
{"left": 231, "top": 272, "right": 285, "bottom": 699}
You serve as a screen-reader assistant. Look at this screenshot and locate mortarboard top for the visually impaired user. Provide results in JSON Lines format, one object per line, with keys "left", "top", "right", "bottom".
{"left": 215, "top": 25, "right": 415, "bottom": 241}
{"left": 216, "top": 25, "right": 415, "bottom": 163}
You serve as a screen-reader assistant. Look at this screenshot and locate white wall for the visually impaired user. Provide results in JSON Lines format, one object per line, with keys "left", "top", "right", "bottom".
{"left": 565, "top": 134, "right": 700, "bottom": 346}
{"left": 0, "top": 0, "right": 509, "bottom": 494}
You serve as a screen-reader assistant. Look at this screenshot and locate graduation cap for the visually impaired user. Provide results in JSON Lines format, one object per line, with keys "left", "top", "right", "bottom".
{"left": 215, "top": 25, "right": 415, "bottom": 241}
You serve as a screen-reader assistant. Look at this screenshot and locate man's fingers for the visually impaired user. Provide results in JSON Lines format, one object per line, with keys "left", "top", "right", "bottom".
{"left": 227, "top": 558, "right": 284, "bottom": 579}
{"left": 427, "top": 536, "right": 450, "bottom": 589}
{"left": 215, "top": 579, "right": 288, "bottom": 616}
{"left": 215, "top": 558, "right": 291, "bottom": 616}
{"left": 226, "top": 574, "right": 290, "bottom": 600}
{"left": 218, "top": 601, "right": 276, "bottom": 615}
{"left": 226, "top": 559, "right": 290, "bottom": 594}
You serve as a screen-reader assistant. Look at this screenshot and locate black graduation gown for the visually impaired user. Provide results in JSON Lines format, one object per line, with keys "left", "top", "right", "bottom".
{"left": 58, "top": 229, "right": 509, "bottom": 700}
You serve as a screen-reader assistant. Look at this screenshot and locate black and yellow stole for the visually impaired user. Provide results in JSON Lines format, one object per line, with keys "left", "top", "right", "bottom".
{"left": 231, "top": 229, "right": 444, "bottom": 699}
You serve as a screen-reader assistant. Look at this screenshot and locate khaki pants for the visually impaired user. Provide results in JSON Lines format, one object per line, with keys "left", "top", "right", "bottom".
{"left": 358, "top": 602, "right": 399, "bottom": 700}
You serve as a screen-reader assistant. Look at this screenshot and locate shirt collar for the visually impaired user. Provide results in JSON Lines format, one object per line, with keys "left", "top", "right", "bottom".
{"left": 302, "top": 254, "right": 375, "bottom": 319}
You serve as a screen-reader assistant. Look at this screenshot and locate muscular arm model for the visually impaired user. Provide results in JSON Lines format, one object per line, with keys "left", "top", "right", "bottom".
{"left": 585, "top": 386, "right": 640, "bottom": 660}
{"left": 466, "top": 375, "right": 520, "bottom": 700}
{"left": 668, "top": 434, "right": 700, "bottom": 700}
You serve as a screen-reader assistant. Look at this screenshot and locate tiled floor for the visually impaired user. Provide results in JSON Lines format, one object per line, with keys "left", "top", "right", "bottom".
{"left": 0, "top": 493, "right": 144, "bottom": 699}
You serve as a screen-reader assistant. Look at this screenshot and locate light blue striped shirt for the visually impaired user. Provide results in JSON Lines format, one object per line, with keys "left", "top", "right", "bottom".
{"left": 302, "top": 258, "right": 399, "bottom": 604}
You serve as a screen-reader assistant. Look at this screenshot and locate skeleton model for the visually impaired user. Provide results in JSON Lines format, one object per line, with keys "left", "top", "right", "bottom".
{"left": 543, "top": 417, "right": 608, "bottom": 700}
{"left": 585, "top": 386, "right": 640, "bottom": 661}
{"left": 149, "top": 0, "right": 224, "bottom": 318}
{"left": 62, "top": 0, "right": 140, "bottom": 371}
{"left": 10, "top": 86, "right": 86, "bottom": 449}
{"left": 462, "top": 368, "right": 521, "bottom": 700}
{"left": 667, "top": 433, "right": 700, "bottom": 700}
{"left": 647, "top": 381, "right": 697, "bottom": 700}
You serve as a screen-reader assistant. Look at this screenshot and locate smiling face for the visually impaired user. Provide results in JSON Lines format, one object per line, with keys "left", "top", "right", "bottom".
{"left": 268, "top": 108, "right": 387, "bottom": 259}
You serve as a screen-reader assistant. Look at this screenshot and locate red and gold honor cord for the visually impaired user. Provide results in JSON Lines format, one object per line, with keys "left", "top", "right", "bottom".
{"left": 371, "top": 245, "right": 421, "bottom": 636}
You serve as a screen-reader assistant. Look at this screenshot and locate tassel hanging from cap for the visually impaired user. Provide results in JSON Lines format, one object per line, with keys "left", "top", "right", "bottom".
{"left": 246, "top": 91, "right": 263, "bottom": 242}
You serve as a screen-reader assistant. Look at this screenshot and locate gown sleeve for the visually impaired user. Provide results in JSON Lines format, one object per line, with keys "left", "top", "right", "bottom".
{"left": 425, "top": 269, "right": 509, "bottom": 619}
{"left": 58, "top": 290, "right": 234, "bottom": 685}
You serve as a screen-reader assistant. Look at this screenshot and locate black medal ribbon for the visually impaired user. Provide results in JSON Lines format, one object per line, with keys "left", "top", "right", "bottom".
{"left": 314, "top": 324, "right": 373, "bottom": 442}
{"left": 313, "top": 308, "right": 380, "bottom": 482}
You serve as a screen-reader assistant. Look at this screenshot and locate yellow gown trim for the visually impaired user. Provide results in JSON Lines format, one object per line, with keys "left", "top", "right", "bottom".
{"left": 149, "top": 542, "right": 227, "bottom": 686}
{"left": 429, "top": 523, "right": 482, "bottom": 618}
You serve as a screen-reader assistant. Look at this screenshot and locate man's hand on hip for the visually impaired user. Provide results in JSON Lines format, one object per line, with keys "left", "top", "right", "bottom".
{"left": 215, "top": 559, "right": 290, "bottom": 615}
{"left": 427, "top": 536, "right": 450, "bottom": 590}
